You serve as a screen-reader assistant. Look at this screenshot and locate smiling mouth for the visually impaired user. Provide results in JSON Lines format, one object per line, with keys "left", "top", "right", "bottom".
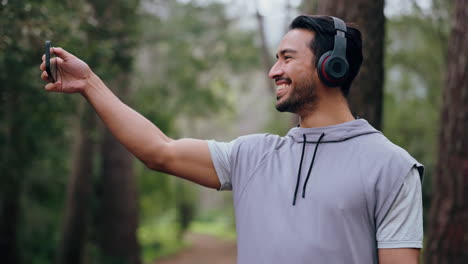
{"left": 277, "top": 83, "right": 290, "bottom": 92}
{"left": 276, "top": 83, "right": 290, "bottom": 99}
{"left": 274, "top": 77, "right": 291, "bottom": 97}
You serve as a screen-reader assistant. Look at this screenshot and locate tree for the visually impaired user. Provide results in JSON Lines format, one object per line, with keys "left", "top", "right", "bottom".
{"left": 57, "top": 106, "right": 96, "bottom": 264}
{"left": 0, "top": 0, "right": 262, "bottom": 262}
{"left": 382, "top": 0, "right": 451, "bottom": 226}
{"left": 310, "top": 0, "right": 385, "bottom": 130}
{"left": 55, "top": 0, "right": 142, "bottom": 262}
{"left": 82, "top": 1, "right": 142, "bottom": 263}
{"left": 424, "top": 0, "right": 468, "bottom": 262}
{"left": 134, "top": 0, "right": 261, "bottom": 251}
{"left": 0, "top": 2, "right": 79, "bottom": 263}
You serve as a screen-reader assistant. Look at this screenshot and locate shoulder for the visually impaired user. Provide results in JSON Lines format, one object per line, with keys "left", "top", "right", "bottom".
{"left": 233, "top": 133, "right": 287, "bottom": 153}
{"left": 228, "top": 133, "right": 288, "bottom": 171}
{"left": 354, "top": 133, "right": 424, "bottom": 184}
{"left": 354, "top": 133, "right": 421, "bottom": 170}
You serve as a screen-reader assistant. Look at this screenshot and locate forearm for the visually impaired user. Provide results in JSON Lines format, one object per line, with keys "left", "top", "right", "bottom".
{"left": 81, "top": 73, "right": 170, "bottom": 167}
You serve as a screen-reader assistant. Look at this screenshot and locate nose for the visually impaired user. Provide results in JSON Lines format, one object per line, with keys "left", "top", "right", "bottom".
{"left": 269, "top": 60, "right": 284, "bottom": 80}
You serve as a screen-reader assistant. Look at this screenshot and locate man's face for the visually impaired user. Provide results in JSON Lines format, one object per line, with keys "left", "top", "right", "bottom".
{"left": 269, "top": 29, "right": 318, "bottom": 113}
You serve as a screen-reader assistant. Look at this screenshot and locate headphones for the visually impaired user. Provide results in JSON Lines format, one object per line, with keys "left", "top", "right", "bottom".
{"left": 317, "top": 16, "right": 349, "bottom": 87}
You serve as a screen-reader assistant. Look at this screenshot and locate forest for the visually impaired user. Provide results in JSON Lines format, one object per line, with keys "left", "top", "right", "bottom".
{"left": 0, "top": 0, "right": 466, "bottom": 263}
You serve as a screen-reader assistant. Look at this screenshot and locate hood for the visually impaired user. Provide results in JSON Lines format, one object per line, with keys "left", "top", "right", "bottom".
{"left": 286, "top": 119, "right": 381, "bottom": 143}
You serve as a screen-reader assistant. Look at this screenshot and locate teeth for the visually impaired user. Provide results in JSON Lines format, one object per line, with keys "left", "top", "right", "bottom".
{"left": 277, "top": 84, "right": 289, "bottom": 91}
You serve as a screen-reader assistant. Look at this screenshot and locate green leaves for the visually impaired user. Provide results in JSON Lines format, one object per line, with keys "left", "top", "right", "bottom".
{"left": 1, "top": 0, "right": 261, "bottom": 262}
{"left": 383, "top": 0, "right": 451, "bottom": 226}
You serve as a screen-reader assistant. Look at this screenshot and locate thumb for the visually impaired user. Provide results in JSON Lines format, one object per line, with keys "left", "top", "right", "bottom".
{"left": 52, "top": 47, "right": 74, "bottom": 60}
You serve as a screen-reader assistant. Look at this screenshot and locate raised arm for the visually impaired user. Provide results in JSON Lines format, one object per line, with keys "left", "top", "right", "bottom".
{"left": 40, "top": 47, "right": 220, "bottom": 189}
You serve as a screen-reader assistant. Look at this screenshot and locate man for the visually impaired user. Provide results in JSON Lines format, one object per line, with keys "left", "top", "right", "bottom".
{"left": 41, "top": 15, "right": 423, "bottom": 264}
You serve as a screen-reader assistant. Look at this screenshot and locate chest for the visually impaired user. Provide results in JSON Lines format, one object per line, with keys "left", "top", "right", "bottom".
{"left": 233, "top": 145, "right": 368, "bottom": 214}
{"left": 232, "top": 145, "right": 376, "bottom": 261}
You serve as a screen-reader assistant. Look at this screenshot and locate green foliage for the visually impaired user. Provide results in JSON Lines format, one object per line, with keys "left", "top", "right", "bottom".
{"left": 0, "top": 1, "right": 84, "bottom": 263}
{"left": 189, "top": 209, "right": 237, "bottom": 240}
{"left": 138, "top": 210, "right": 187, "bottom": 262}
{"left": 133, "top": 0, "right": 260, "bottom": 121}
{"left": 0, "top": 0, "right": 261, "bottom": 263}
{"left": 383, "top": 0, "right": 451, "bottom": 225}
{"left": 133, "top": 1, "right": 260, "bottom": 260}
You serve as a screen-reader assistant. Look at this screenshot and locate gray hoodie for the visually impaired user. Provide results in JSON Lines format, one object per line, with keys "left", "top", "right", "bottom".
{"left": 220, "top": 119, "right": 423, "bottom": 264}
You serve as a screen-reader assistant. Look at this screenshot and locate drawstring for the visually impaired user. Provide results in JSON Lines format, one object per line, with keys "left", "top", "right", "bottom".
{"left": 292, "top": 134, "right": 308, "bottom": 206}
{"left": 303, "top": 133, "right": 325, "bottom": 198}
{"left": 292, "top": 132, "right": 325, "bottom": 206}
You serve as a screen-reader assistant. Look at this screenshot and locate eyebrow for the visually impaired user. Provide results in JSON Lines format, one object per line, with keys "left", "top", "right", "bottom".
{"left": 276, "top": 48, "right": 298, "bottom": 59}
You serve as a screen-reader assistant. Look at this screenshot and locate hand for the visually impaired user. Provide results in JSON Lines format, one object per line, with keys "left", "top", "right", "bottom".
{"left": 40, "top": 47, "right": 93, "bottom": 94}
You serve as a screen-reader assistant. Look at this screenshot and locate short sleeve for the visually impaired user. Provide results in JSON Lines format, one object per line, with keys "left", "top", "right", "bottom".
{"left": 207, "top": 139, "right": 237, "bottom": 191}
{"left": 377, "top": 167, "right": 423, "bottom": 248}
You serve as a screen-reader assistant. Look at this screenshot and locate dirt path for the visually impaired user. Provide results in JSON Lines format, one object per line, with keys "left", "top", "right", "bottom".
{"left": 154, "top": 233, "right": 237, "bottom": 264}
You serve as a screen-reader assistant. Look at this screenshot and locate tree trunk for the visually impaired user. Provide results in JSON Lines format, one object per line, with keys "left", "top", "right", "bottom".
{"left": 56, "top": 105, "right": 96, "bottom": 264}
{"left": 0, "top": 187, "right": 20, "bottom": 264}
{"left": 97, "top": 74, "right": 140, "bottom": 264}
{"left": 99, "top": 125, "right": 140, "bottom": 264}
{"left": 175, "top": 182, "right": 195, "bottom": 240}
{"left": 84, "top": 1, "right": 142, "bottom": 263}
{"left": 301, "top": 0, "right": 318, "bottom": 14}
{"left": 315, "top": 0, "right": 385, "bottom": 130}
{"left": 0, "top": 82, "right": 22, "bottom": 264}
{"left": 0, "top": 178, "right": 20, "bottom": 264}
{"left": 424, "top": 0, "right": 468, "bottom": 263}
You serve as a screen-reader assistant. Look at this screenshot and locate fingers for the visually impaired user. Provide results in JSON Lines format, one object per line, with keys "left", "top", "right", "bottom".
{"left": 42, "top": 68, "right": 63, "bottom": 92}
{"left": 41, "top": 70, "right": 56, "bottom": 84}
{"left": 40, "top": 54, "right": 45, "bottom": 70}
{"left": 52, "top": 56, "right": 64, "bottom": 65}
{"left": 41, "top": 71, "right": 48, "bottom": 81}
{"left": 52, "top": 47, "right": 73, "bottom": 60}
{"left": 44, "top": 82, "right": 62, "bottom": 92}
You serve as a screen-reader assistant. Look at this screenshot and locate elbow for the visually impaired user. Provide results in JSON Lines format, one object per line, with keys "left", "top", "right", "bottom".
{"left": 143, "top": 143, "right": 172, "bottom": 172}
{"left": 144, "top": 159, "right": 164, "bottom": 171}
{"left": 144, "top": 155, "right": 169, "bottom": 172}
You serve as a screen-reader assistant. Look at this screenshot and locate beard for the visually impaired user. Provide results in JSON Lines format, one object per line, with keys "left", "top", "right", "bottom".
{"left": 275, "top": 75, "right": 318, "bottom": 114}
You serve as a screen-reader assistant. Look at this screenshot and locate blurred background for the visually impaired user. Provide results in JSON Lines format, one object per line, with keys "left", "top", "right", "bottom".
{"left": 1, "top": 0, "right": 466, "bottom": 263}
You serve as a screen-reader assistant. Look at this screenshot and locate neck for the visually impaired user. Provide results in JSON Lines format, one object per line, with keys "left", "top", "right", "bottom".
{"left": 298, "top": 90, "right": 355, "bottom": 128}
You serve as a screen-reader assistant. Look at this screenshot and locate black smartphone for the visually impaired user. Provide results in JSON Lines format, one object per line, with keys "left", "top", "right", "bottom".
{"left": 45, "top": 40, "right": 57, "bottom": 82}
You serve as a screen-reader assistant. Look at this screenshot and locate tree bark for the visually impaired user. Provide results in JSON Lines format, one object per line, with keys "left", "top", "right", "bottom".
{"left": 0, "top": 187, "right": 20, "bottom": 264}
{"left": 424, "top": 0, "right": 468, "bottom": 263}
{"left": 175, "top": 182, "right": 195, "bottom": 240}
{"left": 84, "top": 1, "right": 142, "bottom": 263}
{"left": 97, "top": 74, "right": 140, "bottom": 264}
{"left": 315, "top": 0, "right": 385, "bottom": 130}
{"left": 0, "top": 80, "right": 22, "bottom": 264}
{"left": 99, "top": 125, "right": 140, "bottom": 264}
{"left": 56, "top": 105, "right": 96, "bottom": 264}
{"left": 301, "top": 0, "right": 318, "bottom": 14}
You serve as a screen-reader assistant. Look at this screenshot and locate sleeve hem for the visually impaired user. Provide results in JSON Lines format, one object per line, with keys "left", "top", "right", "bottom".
{"left": 207, "top": 140, "right": 232, "bottom": 191}
{"left": 378, "top": 241, "right": 423, "bottom": 249}
{"left": 217, "top": 182, "right": 232, "bottom": 191}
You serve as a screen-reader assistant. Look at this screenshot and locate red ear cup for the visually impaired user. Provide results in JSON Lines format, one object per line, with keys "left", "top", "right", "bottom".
{"left": 317, "top": 51, "right": 332, "bottom": 84}
{"left": 317, "top": 51, "right": 349, "bottom": 87}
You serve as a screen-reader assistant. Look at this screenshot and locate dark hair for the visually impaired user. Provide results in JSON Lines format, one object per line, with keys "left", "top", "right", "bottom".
{"left": 289, "top": 15, "right": 363, "bottom": 97}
